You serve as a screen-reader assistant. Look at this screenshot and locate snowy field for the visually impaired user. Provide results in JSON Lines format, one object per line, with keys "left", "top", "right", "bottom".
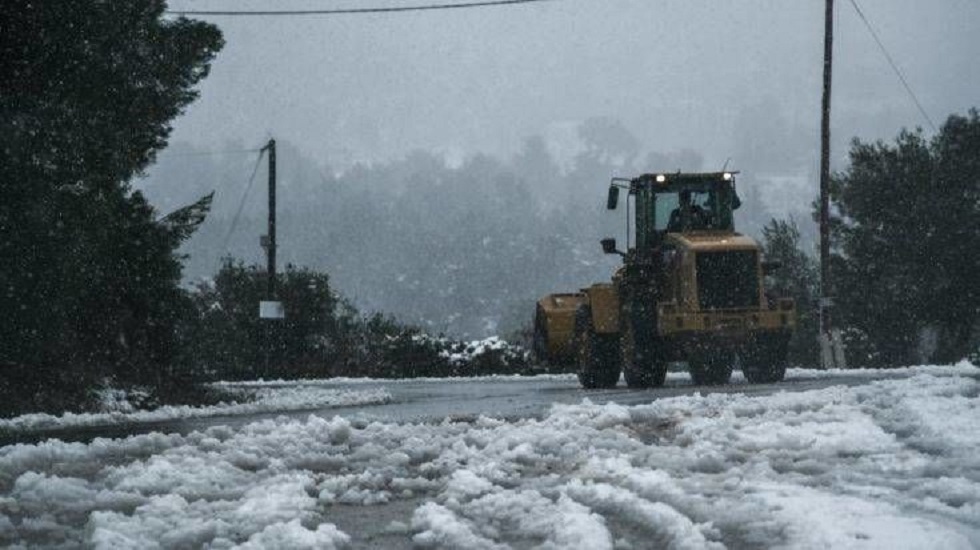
{"left": 1, "top": 363, "right": 978, "bottom": 548}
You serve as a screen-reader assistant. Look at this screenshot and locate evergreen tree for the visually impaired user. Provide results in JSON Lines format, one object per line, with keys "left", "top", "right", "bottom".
{"left": 829, "top": 109, "right": 980, "bottom": 366}
{"left": 0, "top": 1, "right": 223, "bottom": 412}
{"left": 928, "top": 111, "right": 980, "bottom": 362}
{"left": 761, "top": 218, "right": 819, "bottom": 367}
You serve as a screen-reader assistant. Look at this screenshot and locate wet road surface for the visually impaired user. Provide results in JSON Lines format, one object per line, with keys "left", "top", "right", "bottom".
{"left": 1, "top": 370, "right": 909, "bottom": 446}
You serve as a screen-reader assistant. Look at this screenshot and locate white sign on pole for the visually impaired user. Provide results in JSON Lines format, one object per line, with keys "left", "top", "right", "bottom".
{"left": 259, "top": 301, "right": 285, "bottom": 320}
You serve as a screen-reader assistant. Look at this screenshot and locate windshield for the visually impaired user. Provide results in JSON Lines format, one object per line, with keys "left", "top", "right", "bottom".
{"left": 655, "top": 187, "right": 731, "bottom": 232}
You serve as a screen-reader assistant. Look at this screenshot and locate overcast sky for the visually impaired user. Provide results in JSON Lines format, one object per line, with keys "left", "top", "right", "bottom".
{"left": 162, "top": 0, "right": 979, "bottom": 174}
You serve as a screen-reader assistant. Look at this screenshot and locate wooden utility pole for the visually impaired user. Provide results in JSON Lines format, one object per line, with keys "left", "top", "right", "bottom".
{"left": 819, "top": 0, "right": 832, "bottom": 337}
{"left": 258, "top": 138, "right": 279, "bottom": 377}
{"left": 264, "top": 138, "right": 277, "bottom": 298}
{"left": 819, "top": 0, "right": 845, "bottom": 368}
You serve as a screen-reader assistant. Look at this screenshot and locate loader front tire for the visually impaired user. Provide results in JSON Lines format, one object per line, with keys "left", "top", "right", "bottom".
{"left": 622, "top": 305, "right": 667, "bottom": 388}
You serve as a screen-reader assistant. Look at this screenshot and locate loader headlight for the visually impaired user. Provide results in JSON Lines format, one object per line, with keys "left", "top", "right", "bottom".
{"left": 723, "top": 172, "right": 733, "bottom": 181}
{"left": 656, "top": 174, "right": 667, "bottom": 183}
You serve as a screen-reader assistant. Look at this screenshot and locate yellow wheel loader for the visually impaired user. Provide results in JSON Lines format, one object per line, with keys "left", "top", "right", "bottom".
{"left": 534, "top": 172, "right": 796, "bottom": 388}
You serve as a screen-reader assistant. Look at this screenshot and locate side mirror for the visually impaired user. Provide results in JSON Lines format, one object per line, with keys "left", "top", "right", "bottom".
{"left": 762, "top": 260, "right": 782, "bottom": 275}
{"left": 600, "top": 238, "right": 620, "bottom": 255}
{"left": 606, "top": 186, "right": 619, "bottom": 210}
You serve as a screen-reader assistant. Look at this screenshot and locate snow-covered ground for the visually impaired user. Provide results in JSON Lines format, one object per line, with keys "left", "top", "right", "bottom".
{"left": 1, "top": 363, "right": 978, "bottom": 548}
{"left": 0, "top": 385, "right": 391, "bottom": 432}
{"left": 211, "top": 363, "right": 977, "bottom": 388}
{"left": 0, "top": 363, "right": 961, "bottom": 434}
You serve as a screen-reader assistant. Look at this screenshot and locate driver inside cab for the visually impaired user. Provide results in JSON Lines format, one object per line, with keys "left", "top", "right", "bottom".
{"left": 667, "top": 189, "right": 708, "bottom": 232}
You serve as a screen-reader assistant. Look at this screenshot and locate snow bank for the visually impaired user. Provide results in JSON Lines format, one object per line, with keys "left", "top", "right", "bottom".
{"left": 213, "top": 372, "right": 578, "bottom": 388}
{"left": 1, "top": 363, "right": 978, "bottom": 548}
{"left": 0, "top": 385, "right": 390, "bottom": 433}
{"left": 95, "top": 386, "right": 152, "bottom": 414}
{"left": 784, "top": 359, "right": 980, "bottom": 380}
{"left": 214, "top": 361, "right": 976, "bottom": 388}
{"left": 438, "top": 336, "right": 521, "bottom": 366}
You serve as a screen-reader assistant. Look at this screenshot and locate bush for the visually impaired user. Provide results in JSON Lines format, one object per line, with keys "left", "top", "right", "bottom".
{"left": 182, "top": 261, "right": 532, "bottom": 382}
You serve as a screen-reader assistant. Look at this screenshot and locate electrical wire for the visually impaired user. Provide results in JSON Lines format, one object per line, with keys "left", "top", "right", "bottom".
{"left": 219, "top": 149, "right": 266, "bottom": 259}
{"left": 167, "top": 0, "right": 555, "bottom": 17}
{"left": 847, "top": 0, "right": 937, "bottom": 132}
{"left": 161, "top": 148, "right": 262, "bottom": 158}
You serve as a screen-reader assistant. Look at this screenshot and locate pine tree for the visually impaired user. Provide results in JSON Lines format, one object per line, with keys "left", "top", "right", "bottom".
{"left": 829, "top": 109, "right": 980, "bottom": 366}
{"left": 761, "top": 218, "right": 820, "bottom": 367}
{"left": 0, "top": 1, "right": 223, "bottom": 412}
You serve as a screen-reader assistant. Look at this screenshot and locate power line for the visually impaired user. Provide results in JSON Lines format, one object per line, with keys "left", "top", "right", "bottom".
{"left": 220, "top": 148, "right": 266, "bottom": 258}
{"left": 167, "top": 0, "right": 555, "bottom": 17}
{"left": 847, "top": 0, "right": 937, "bottom": 132}
{"left": 161, "top": 148, "right": 262, "bottom": 158}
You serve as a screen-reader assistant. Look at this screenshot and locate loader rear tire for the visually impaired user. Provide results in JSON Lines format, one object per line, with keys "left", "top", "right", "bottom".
{"left": 624, "top": 361, "right": 667, "bottom": 389}
{"left": 688, "top": 349, "right": 734, "bottom": 386}
{"left": 574, "top": 306, "right": 621, "bottom": 389}
{"left": 741, "top": 333, "right": 789, "bottom": 383}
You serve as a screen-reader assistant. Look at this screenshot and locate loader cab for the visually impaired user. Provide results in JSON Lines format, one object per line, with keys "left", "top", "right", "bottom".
{"left": 606, "top": 172, "right": 741, "bottom": 254}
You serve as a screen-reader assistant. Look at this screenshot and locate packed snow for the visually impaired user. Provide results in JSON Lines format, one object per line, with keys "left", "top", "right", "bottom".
{"left": 0, "top": 385, "right": 390, "bottom": 433}
{"left": 1, "top": 363, "right": 978, "bottom": 548}
{"left": 208, "top": 361, "right": 968, "bottom": 389}
{"left": 438, "top": 336, "right": 518, "bottom": 366}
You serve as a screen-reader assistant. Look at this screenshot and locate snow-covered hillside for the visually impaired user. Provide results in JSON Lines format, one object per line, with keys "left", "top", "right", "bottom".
{"left": 1, "top": 363, "right": 978, "bottom": 548}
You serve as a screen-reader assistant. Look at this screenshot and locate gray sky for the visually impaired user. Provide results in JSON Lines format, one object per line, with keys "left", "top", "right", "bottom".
{"left": 163, "top": 0, "right": 978, "bottom": 175}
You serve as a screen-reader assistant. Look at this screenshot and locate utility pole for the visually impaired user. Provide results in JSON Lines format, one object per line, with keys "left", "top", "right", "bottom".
{"left": 257, "top": 138, "right": 281, "bottom": 377}
{"left": 265, "top": 138, "right": 277, "bottom": 298}
{"left": 819, "top": 0, "right": 846, "bottom": 369}
{"left": 819, "top": 0, "right": 832, "bottom": 338}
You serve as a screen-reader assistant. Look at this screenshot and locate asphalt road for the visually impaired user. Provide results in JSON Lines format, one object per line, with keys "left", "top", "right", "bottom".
{"left": 1, "top": 370, "right": 906, "bottom": 446}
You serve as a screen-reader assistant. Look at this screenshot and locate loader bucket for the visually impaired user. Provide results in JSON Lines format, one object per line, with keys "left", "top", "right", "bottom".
{"left": 533, "top": 293, "right": 587, "bottom": 365}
